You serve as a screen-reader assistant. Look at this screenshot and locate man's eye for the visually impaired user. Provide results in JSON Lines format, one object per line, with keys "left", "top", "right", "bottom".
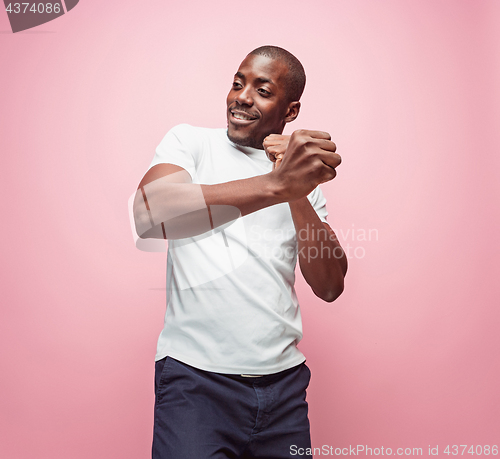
{"left": 258, "top": 88, "right": 271, "bottom": 96}
{"left": 232, "top": 82, "right": 242, "bottom": 89}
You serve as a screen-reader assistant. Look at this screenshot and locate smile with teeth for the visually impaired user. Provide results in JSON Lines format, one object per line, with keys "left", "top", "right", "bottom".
{"left": 231, "top": 110, "right": 258, "bottom": 121}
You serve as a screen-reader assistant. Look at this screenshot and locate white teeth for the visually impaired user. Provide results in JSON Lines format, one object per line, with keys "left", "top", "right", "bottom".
{"left": 233, "top": 112, "right": 254, "bottom": 121}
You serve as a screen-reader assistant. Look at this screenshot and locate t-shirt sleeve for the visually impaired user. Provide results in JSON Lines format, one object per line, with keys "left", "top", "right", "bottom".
{"left": 148, "top": 124, "right": 200, "bottom": 181}
{"left": 307, "top": 185, "right": 329, "bottom": 224}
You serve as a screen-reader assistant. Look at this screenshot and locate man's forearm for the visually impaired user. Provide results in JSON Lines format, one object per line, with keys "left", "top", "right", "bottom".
{"left": 135, "top": 171, "right": 286, "bottom": 239}
{"left": 289, "top": 197, "right": 347, "bottom": 302}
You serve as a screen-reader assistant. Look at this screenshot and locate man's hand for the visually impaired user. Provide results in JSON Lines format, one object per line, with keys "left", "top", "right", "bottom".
{"left": 267, "top": 130, "right": 341, "bottom": 201}
{"left": 263, "top": 134, "right": 289, "bottom": 169}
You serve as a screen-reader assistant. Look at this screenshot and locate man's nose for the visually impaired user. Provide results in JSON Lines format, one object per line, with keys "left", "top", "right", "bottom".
{"left": 235, "top": 86, "right": 253, "bottom": 106}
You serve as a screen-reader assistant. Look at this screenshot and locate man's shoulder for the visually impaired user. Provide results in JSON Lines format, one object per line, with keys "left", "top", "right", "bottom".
{"left": 155, "top": 125, "right": 232, "bottom": 169}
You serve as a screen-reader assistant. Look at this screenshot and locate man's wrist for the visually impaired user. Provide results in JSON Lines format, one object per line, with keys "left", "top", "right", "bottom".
{"left": 265, "top": 170, "right": 288, "bottom": 203}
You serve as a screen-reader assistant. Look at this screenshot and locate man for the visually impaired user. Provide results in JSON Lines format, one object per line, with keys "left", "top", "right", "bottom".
{"left": 133, "top": 45, "right": 347, "bottom": 459}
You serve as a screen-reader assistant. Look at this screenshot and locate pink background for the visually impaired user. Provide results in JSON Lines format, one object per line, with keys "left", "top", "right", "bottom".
{"left": 1, "top": 1, "right": 499, "bottom": 457}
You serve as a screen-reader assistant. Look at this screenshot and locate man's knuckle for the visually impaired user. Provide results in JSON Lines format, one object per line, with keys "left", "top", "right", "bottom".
{"left": 292, "top": 130, "right": 308, "bottom": 143}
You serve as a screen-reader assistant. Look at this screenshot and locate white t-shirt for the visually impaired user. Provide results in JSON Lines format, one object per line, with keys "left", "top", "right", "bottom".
{"left": 149, "top": 124, "right": 328, "bottom": 374}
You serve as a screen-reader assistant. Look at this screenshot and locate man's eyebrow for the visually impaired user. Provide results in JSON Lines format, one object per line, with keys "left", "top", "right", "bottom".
{"left": 255, "top": 77, "right": 276, "bottom": 86}
{"left": 233, "top": 72, "right": 276, "bottom": 86}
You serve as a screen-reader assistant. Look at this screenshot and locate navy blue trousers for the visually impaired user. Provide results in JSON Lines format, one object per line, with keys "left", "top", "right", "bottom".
{"left": 152, "top": 356, "right": 313, "bottom": 459}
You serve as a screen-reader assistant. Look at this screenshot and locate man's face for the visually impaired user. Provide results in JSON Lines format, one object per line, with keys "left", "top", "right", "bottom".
{"left": 226, "top": 54, "right": 297, "bottom": 149}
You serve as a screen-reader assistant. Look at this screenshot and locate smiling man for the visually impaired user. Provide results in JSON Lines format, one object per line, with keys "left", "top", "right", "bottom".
{"left": 134, "top": 45, "right": 347, "bottom": 459}
{"left": 227, "top": 50, "right": 300, "bottom": 149}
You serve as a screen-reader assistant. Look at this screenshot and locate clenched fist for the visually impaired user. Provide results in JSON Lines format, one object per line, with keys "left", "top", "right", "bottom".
{"left": 265, "top": 130, "right": 341, "bottom": 201}
{"left": 263, "top": 134, "right": 289, "bottom": 169}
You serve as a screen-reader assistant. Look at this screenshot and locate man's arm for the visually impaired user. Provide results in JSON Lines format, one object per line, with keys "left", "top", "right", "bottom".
{"left": 134, "top": 163, "right": 284, "bottom": 239}
{"left": 134, "top": 130, "right": 340, "bottom": 240}
{"left": 290, "top": 198, "right": 347, "bottom": 302}
{"left": 264, "top": 134, "right": 347, "bottom": 302}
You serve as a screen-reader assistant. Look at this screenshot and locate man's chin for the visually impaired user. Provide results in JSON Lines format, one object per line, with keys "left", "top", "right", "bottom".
{"left": 227, "top": 130, "right": 264, "bottom": 150}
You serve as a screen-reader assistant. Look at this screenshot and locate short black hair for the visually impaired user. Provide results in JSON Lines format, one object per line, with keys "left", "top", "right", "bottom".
{"left": 249, "top": 45, "right": 306, "bottom": 103}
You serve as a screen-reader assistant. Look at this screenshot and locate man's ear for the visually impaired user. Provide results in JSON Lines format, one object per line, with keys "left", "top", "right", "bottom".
{"left": 284, "top": 101, "right": 301, "bottom": 123}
